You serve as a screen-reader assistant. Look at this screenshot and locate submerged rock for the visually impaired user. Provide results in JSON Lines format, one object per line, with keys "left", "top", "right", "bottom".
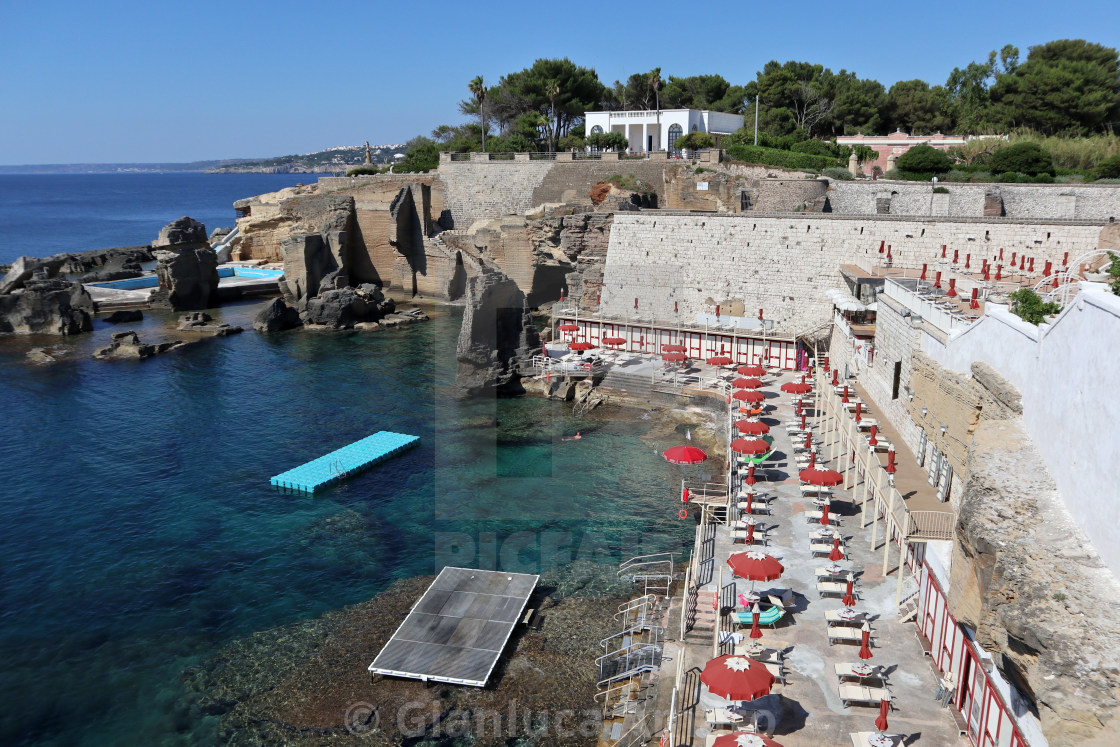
{"left": 0, "top": 278, "right": 93, "bottom": 335}
{"left": 93, "top": 330, "right": 195, "bottom": 360}
{"left": 103, "top": 309, "right": 144, "bottom": 324}
{"left": 177, "top": 312, "right": 243, "bottom": 336}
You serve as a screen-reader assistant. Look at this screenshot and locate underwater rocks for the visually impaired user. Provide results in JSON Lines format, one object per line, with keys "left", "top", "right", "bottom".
{"left": 176, "top": 312, "right": 243, "bottom": 336}
{"left": 93, "top": 330, "right": 196, "bottom": 360}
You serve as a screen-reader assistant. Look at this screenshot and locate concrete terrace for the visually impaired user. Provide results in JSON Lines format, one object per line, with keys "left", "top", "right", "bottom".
{"left": 657, "top": 368, "right": 966, "bottom": 747}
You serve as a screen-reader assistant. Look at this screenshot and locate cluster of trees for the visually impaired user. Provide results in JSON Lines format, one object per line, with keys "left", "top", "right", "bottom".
{"left": 393, "top": 41, "right": 1119, "bottom": 172}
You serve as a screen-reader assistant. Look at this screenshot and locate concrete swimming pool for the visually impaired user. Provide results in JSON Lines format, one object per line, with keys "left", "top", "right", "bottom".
{"left": 88, "top": 266, "right": 285, "bottom": 290}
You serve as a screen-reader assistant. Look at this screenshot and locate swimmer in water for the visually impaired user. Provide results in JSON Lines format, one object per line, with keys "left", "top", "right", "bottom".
{"left": 562, "top": 431, "right": 582, "bottom": 442}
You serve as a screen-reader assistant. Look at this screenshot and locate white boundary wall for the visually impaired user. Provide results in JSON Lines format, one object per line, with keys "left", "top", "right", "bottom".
{"left": 922, "top": 283, "right": 1120, "bottom": 574}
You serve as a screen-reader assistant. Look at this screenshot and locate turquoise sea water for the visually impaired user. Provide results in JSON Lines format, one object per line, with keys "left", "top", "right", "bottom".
{"left": 0, "top": 176, "right": 691, "bottom": 745}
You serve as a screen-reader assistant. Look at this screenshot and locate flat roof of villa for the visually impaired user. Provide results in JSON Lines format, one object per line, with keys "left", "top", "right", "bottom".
{"left": 368, "top": 567, "right": 538, "bottom": 687}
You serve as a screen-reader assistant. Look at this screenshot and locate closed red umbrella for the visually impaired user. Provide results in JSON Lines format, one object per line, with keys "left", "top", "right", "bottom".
{"left": 733, "top": 377, "right": 765, "bottom": 390}
{"left": 803, "top": 432, "right": 812, "bottom": 449}
{"left": 737, "top": 364, "right": 766, "bottom": 377}
{"left": 795, "top": 399, "right": 803, "bottom": 416}
{"left": 820, "top": 502, "right": 831, "bottom": 526}
{"left": 855, "top": 402, "right": 863, "bottom": 422}
{"left": 746, "top": 521, "right": 756, "bottom": 544}
{"left": 570, "top": 341, "right": 595, "bottom": 351}
{"left": 731, "top": 437, "right": 770, "bottom": 456}
{"left": 843, "top": 573, "right": 856, "bottom": 607}
{"left": 832, "top": 369, "right": 839, "bottom": 386}
{"left": 706, "top": 355, "right": 734, "bottom": 366}
{"left": 558, "top": 323, "right": 579, "bottom": 332}
{"left": 735, "top": 419, "right": 770, "bottom": 435}
{"left": 858, "top": 622, "right": 874, "bottom": 660}
{"left": 842, "top": 385, "right": 850, "bottom": 403}
{"left": 886, "top": 449, "right": 897, "bottom": 475}
{"left": 749, "top": 602, "right": 763, "bottom": 639}
{"left": 663, "top": 445, "right": 707, "bottom": 465}
{"left": 662, "top": 351, "right": 689, "bottom": 363}
{"left": 727, "top": 550, "right": 784, "bottom": 582}
{"left": 875, "top": 698, "right": 890, "bottom": 731}
{"left": 869, "top": 425, "right": 878, "bottom": 446}
{"left": 733, "top": 389, "right": 765, "bottom": 403}
{"left": 745, "top": 464, "right": 757, "bottom": 486}
{"left": 700, "top": 654, "right": 775, "bottom": 701}
{"left": 829, "top": 536, "right": 844, "bottom": 561}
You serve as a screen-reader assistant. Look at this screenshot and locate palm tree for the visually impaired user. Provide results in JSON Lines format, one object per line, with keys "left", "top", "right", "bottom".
{"left": 469, "top": 76, "right": 487, "bottom": 152}
{"left": 545, "top": 80, "right": 560, "bottom": 153}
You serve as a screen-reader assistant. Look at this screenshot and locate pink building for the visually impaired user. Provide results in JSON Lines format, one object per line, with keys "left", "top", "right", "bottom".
{"left": 838, "top": 131, "right": 967, "bottom": 173}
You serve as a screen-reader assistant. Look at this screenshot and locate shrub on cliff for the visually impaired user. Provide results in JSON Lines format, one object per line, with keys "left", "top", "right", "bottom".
{"left": 725, "top": 145, "right": 838, "bottom": 171}
{"left": 397, "top": 138, "right": 440, "bottom": 172}
{"left": 821, "top": 167, "right": 853, "bottom": 180}
{"left": 896, "top": 144, "right": 952, "bottom": 174}
{"left": 990, "top": 142, "right": 1055, "bottom": 176}
{"left": 675, "top": 132, "right": 715, "bottom": 151}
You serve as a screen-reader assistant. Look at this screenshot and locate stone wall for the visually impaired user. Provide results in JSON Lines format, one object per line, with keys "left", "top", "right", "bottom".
{"left": 828, "top": 180, "right": 1120, "bottom": 220}
{"left": 599, "top": 214, "right": 1105, "bottom": 334}
{"left": 529, "top": 161, "right": 667, "bottom": 210}
{"left": 438, "top": 162, "right": 555, "bottom": 229}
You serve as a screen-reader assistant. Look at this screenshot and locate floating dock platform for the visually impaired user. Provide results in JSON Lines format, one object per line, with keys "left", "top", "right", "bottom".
{"left": 269, "top": 430, "right": 419, "bottom": 493}
{"left": 368, "top": 567, "right": 539, "bottom": 687}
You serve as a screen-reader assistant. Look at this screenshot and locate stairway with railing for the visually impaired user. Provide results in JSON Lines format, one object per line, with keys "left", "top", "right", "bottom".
{"left": 617, "top": 552, "right": 676, "bottom": 597}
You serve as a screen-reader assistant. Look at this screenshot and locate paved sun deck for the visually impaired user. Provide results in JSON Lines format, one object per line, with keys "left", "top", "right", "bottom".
{"left": 368, "top": 567, "right": 538, "bottom": 687}
{"left": 670, "top": 369, "right": 967, "bottom": 746}
{"left": 269, "top": 430, "right": 419, "bottom": 493}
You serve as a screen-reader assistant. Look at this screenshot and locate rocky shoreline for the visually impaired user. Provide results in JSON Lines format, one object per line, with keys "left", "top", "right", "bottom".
{"left": 183, "top": 566, "right": 636, "bottom": 747}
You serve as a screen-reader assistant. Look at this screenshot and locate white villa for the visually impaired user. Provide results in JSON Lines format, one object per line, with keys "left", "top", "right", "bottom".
{"left": 583, "top": 109, "right": 745, "bottom": 153}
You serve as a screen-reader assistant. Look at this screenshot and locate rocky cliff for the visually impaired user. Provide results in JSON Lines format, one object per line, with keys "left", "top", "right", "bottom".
{"left": 0, "top": 278, "right": 93, "bottom": 335}
{"left": 455, "top": 264, "right": 540, "bottom": 394}
{"left": 951, "top": 419, "right": 1120, "bottom": 746}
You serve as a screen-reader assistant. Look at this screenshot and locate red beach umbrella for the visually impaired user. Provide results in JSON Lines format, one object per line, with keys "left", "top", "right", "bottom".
{"left": 886, "top": 449, "right": 897, "bottom": 475}
{"left": 710, "top": 734, "right": 783, "bottom": 747}
{"left": 855, "top": 402, "right": 863, "bottom": 422}
{"left": 733, "top": 377, "right": 765, "bottom": 390}
{"left": 746, "top": 520, "right": 756, "bottom": 544}
{"left": 875, "top": 698, "right": 890, "bottom": 732}
{"left": 700, "top": 654, "right": 775, "bottom": 702}
{"left": 735, "top": 419, "right": 770, "bottom": 435}
{"left": 832, "top": 369, "right": 839, "bottom": 386}
{"left": 663, "top": 445, "right": 707, "bottom": 465}
{"left": 800, "top": 453, "right": 843, "bottom": 487}
{"left": 820, "top": 503, "right": 831, "bottom": 526}
{"left": 800, "top": 413, "right": 807, "bottom": 430}
{"left": 745, "top": 464, "right": 757, "bottom": 486}
{"left": 731, "top": 437, "right": 770, "bottom": 456}
{"left": 869, "top": 425, "right": 878, "bottom": 446}
{"left": 569, "top": 341, "right": 595, "bottom": 351}
{"left": 662, "top": 343, "right": 687, "bottom": 353}
{"left": 795, "top": 399, "right": 803, "bottom": 416}
{"left": 558, "top": 323, "right": 579, "bottom": 332}
{"left": 706, "top": 355, "right": 734, "bottom": 366}
{"left": 803, "top": 432, "right": 813, "bottom": 449}
{"left": 843, "top": 573, "right": 856, "bottom": 607}
{"left": 733, "top": 390, "right": 765, "bottom": 403}
{"left": 602, "top": 336, "right": 626, "bottom": 346}
{"left": 842, "top": 385, "right": 850, "bottom": 403}
{"left": 738, "top": 364, "right": 766, "bottom": 377}
{"left": 829, "top": 536, "right": 844, "bottom": 561}
{"left": 727, "top": 550, "right": 784, "bottom": 582}
{"left": 781, "top": 376, "right": 812, "bottom": 395}
{"left": 858, "top": 622, "right": 874, "bottom": 660}
{"left": 749, "top": 602, "right": 763, "bottom": 639}
{"left": 662, "top": 351, "right": 689, "bottom": 363}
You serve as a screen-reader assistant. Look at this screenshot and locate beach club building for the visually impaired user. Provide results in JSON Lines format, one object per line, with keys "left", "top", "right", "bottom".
{"left": 583, "top": 109, "right": 745, "bottom": 154}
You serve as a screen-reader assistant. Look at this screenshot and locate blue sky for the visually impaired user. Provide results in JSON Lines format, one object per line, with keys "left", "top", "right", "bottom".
{"left": 0, "top": 0, "right": 1116, "bottom": 164}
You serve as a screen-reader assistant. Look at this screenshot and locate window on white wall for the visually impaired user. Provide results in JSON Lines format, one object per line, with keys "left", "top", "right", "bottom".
{"left": 937, "top": 462, "right": 953, "bottom": 502}
{"left": 916, "top": 429, "right": 928, "bottom": 467}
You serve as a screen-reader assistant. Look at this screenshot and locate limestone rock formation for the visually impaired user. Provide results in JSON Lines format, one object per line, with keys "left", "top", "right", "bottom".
{"left": 301, "top": 284, "right": 395, "bottom": 329}
{"left": 456, "top": 264, "right": 541, "bottom": 394}
{"left": 93, "top": 330, "right": 195, "bottom": 360}
{"left": 281, "top": 231, "right": 348, "bottom": 305}
{"left": 177, "top": 312, "right": 243, "bottom": 336}
{"left": 59, "top": 245, "right": 152, "bottom": 276}
{"left": 252, "top": 298, "right": 302, "bottom": 333}
{"left": 951, "top": 420, "right": 1120, "bottom": 746}
{"left": 153, "top": 216, "right": 208, "bottom": 248}
{"left": 0, "top": 255, "right": 68, "bottom": 295}
{"left": 0, "top": 278, "right": 94, "bottom": 335}
{"left": 150, "top": 247, "right": 220, "bottom": 311}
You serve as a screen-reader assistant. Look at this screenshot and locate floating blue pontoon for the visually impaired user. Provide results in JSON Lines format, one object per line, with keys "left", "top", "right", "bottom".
{"left": 270, "top": 431, "right": 419, "bottom": 493}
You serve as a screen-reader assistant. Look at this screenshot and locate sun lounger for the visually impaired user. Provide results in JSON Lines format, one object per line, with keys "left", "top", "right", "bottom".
{"left": 815, "top": 566, "right": 846, "bottom": 579}
{"left": 838, "top": 684, "right": 891, "bottom": 707}
{"left": 733, "top": 606, "right": 785, "bottom": 628}
{"left": 829, "top": 626, "right": 873, "bottom": 646}
{"left": 767, "top": 589, "right": 795, "bottom": 609}
{"left": 800, "top": 485, "right": 834, "bottom": 496}
{"left": 826, "top": 610, "right": 869, "bottom": 625}
{"left": 817, "top": 580, "right": 855, "bottom": 599}
{"left": 835, "top": 663, "right": 887, "bottom": 685}
{"left": 804, "top": 510, "right": 840, "bottom": 525}
{"left": 849, "top": 732, "right": 904, "bottom": 747}
{"left": 810, "top": 541, "right": 844, "bottom": 557}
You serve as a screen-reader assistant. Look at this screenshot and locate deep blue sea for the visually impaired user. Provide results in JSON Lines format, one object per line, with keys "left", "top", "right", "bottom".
{"left": 0, "top": 175, "right": 691, "bottom": 745}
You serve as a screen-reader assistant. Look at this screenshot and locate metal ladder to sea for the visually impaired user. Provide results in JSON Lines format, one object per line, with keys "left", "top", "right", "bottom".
{"left": 617, "top": 552, "right": 677, "bottom": 597}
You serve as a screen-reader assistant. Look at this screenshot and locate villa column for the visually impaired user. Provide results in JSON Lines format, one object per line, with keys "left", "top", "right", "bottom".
{"left": 859, "top": 444, "right": 872, "bottom": 526}
{"left": 895, "top": 539, "right": 910, "bottom": 607}
{"left": 882, "top": 486, "right": 897, "bottom": 574}
{"left": 870, "top": 467, "right": 884, "bottom": 549}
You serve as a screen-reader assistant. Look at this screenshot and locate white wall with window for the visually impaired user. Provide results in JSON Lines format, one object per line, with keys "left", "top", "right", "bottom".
{"left": 583, "top": 109, "right": 745, "bottom": 153}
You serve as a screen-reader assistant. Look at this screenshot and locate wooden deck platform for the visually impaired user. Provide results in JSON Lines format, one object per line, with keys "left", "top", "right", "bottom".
{"left": 368, "top": 567, "right": 538, "bottom": 687}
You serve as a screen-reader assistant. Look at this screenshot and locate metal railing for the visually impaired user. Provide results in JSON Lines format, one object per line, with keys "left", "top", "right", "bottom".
{"left": 528, "top": 151, "right": 557, "bottom": 160}
{"left": 573, "top": 151, "right": 602, "bottom": 160}
{"left": 614, "top": 713, "right": 656, "bottom": 747}
{"left": 449, "top": 152, "right": 471, "bottom": 161}
{"left": 907, "top": 510, "right": 956, "bottom": 540}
